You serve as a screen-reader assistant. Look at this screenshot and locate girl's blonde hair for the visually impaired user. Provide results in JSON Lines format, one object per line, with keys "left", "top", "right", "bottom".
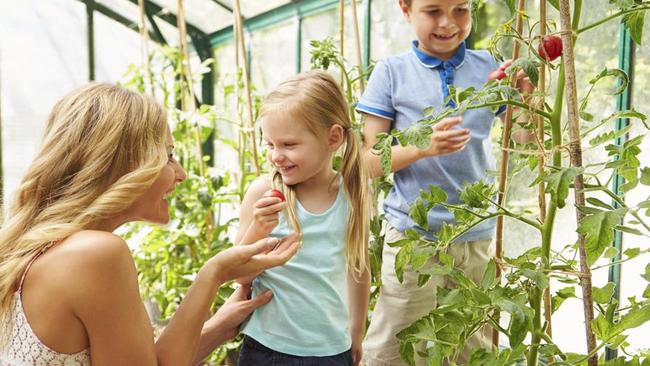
{"left": 0, "top": 83, "right": 169, "bottom": 346}
{"left": 261, "top": 70, "right": 369, "bottom": 277}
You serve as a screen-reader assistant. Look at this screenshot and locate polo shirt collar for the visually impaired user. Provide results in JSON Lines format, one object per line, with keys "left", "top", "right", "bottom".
{"left": 411, "top": 40, "right": 466, "bottom": 69}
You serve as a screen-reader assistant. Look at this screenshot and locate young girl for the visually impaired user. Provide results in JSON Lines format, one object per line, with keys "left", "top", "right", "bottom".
{"left": 235, "top": 70, "right": 371, "bottom": 366}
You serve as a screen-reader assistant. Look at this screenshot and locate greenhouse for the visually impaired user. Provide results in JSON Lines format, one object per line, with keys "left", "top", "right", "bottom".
{"left": 1, "top": 0, "right": 649, "bottom": 365}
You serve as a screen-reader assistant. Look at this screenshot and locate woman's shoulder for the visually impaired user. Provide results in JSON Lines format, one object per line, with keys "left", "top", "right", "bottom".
{"left": 57, "top": 230, "right": 132, "bottom": 266}
{"left": 39, "top": 231, "right": 134, "bottom": 292}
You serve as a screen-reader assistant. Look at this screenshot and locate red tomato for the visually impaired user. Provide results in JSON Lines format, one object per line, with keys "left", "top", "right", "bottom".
{"left": 538, "top": 35, "right": 563, "bottom": 61}
{"left": 488, "top": 69, "right": 507, "bottom": 81}
{"left": 264, "top": 189, "right": 286, "bottom": 202}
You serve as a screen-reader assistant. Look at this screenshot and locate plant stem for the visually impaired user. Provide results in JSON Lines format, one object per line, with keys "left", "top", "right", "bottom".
{"left": 477, "top": 101, "right": 553, "bottom": 120}
{"left": 577, "top": 6, "right": 650, "bottom": 35}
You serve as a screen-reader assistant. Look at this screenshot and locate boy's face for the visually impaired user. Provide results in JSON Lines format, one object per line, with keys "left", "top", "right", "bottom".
{"left": 400, "top": 0, "right": 472, "bottom": 60}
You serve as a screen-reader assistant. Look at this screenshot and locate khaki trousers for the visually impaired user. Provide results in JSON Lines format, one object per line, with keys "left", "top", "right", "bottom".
{"left": 362, "top": 224, "right": 495, "bottom": 366}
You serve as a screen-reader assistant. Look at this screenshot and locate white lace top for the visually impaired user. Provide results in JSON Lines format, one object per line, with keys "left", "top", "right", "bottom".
{"left": 0, "top": 247, "right": 91, "bottom": 366}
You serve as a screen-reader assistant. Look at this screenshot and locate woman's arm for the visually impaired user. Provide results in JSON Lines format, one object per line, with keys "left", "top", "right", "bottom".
{"left": 70, "top": 231, "right": 299, "bottom": 366}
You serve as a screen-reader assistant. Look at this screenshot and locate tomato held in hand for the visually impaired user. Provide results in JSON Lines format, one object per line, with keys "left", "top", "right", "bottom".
{"left": 264, "top": 189, "right": 286, "bottom": 202}
{"left": 538, "top": 35, "right": 563, "bottom": 61}
{"left": 488, "top": 69, "right": 507, "bottom": 81}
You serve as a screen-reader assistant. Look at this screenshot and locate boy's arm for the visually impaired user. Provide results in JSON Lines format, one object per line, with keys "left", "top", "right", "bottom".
{"left": 347, "top": 255, "right": 371, "bottom": 366}
{"left": 362, "top": 114, "right": 471, "bottom": 179}
{"left": 497, "top": 59, "right": 536, "bottom": 145}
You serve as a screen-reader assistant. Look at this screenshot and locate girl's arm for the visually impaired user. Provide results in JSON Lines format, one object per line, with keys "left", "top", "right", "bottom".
{"left": 347, "top": 252, "right": 371, "bottom": 366}
{"left": 235, "top": 176, "right": 286, "bottom": 246}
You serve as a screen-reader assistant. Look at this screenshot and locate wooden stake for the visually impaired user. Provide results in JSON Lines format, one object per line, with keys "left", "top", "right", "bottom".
{"left": 339, "top": 0, "right": 345, "bottom": 85}
{"left": 176, "top": 0, "right": 205, "bottom": 178}
{"left": 493, "top": 0, "right": 527, "bottom": 349}
{"left": 137, "top": 0, "right": 153, "bottom": 95}
{"left": 558, "top": 1, "right": 597, "bottom": 365}
{"left": 233, "top": 0, "right": 261, "bottom": 176}
{"left": 350, "top": 0, "right": 365, "bottom": 93}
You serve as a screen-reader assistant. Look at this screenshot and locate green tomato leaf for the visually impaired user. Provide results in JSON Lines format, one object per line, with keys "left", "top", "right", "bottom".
{"left": 577, "top": 208, "right": 628, "bottom": 265}
{"left": 593, "top": 282, "right": 616, "bottom": 304}
{"left": 543, "top": 167, "right": 583, "bottom": 208}
{"left": 623, "top": 10, "right": 645, "bottom": 45}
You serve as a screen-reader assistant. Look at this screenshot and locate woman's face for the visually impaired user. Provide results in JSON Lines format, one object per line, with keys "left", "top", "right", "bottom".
{"left": 128, "top": 132, "right": 187, "bottom": 225}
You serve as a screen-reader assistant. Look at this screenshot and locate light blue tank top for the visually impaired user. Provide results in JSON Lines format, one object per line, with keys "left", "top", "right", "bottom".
{"left": 242, "top": 185, "right": 351, "bottom": 356}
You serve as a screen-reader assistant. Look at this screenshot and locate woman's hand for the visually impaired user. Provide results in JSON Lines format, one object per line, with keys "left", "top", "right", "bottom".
{"left": 210, "top": 284, "right": 273, "bottom": 341}
{"left": 192, "top": 284, "right": 275, "bottom": 364}
{"left": 209, "top": 233, "right": 301, "bottom": 284}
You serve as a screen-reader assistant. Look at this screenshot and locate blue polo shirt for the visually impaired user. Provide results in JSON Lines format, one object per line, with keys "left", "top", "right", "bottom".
{"left": 357, "top": 41, "right": 503, "bottom": 242}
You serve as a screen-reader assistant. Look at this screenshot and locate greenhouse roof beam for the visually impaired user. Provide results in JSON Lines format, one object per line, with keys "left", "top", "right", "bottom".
{"left": 209, "top": 0, "right": 341, "bottom": 47}
{"left": 210, "top": 0, "right": 233, "bottom": 13}
{"left": 125, "top": 0, "right": 209, "bottom": 43}
{"left": 146, "top": 9, "right": 168, "bottom": 45}
{"left": 78, "top": 0, "right": 164, "bottom": 44}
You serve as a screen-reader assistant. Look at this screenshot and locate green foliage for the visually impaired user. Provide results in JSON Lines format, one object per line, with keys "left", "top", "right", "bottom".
{"left": 539, "top": 167, "right": 583, "bottom": 208}
{"left": 120, "top": 45, "right": 261, "bottom": 364}
{"left": 379, "top": 2, "right": 650, "bottom": 365}
{"left": 577, "top": 208, "right": 628, "bottom": 265}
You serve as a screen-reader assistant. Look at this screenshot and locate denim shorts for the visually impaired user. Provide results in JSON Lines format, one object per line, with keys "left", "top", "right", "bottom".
{"left": 237, "top": 336, "right": 353, "bottom": 366}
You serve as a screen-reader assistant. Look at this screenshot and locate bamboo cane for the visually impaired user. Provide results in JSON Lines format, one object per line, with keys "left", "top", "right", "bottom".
{"left": 349, "top": 0, "right": 365, "bottom": 93}
{"left": 233, "top": 0, "right": 261, "bottom": 176}
{"left": 339, "top": 0, "right": 345, "bottom": 85}
{"left": 176, "top": 0, "right": 205, "bottom": 179}
{"left": 492, "top": 0, "right": 527, "bottom": 349}
{"left": 137, "top": 0, "right": 153, "bottom": 95}
{"left": 558, "top": 1, "right": 597, "bottom": 365}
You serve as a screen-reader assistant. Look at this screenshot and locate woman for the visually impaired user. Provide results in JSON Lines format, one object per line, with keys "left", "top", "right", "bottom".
{"left": 0, "top": 83, "right": 300, "bottom": 365}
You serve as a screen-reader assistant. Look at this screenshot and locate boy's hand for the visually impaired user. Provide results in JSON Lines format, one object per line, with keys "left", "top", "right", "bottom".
{"left": 499, "top": 59, "right": 535, "bottom": 94}
{"left": 251, "top": 193, "right": 287, "bottom": 236}
{"left": 419, "top": 116, "right": 470, "bottom": 158}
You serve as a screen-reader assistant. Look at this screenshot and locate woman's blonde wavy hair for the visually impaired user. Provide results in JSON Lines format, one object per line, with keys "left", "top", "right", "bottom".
{"left": 262, "top": 70, "right": 370, "bottom": 278}
{"left": 0, "top": 83, "right": 169, "bottom": 346}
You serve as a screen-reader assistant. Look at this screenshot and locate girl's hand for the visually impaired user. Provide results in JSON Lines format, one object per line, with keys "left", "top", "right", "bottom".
{"left": 419, "top": 116, "right": 470, "bottom": 158}
{"left": 351, "top": 338, "right": 363, "bottom": 366}
{"left": 209, "top": 233, "right": 301, "bottom": 284}
{"left": 251, "top": 194, "right": 287, "bottom": 236}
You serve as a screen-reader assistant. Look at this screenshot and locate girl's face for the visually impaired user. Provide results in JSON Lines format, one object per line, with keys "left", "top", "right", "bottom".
{"left": 260, "top": 112, "right": 341, "bottom": 187}
{"left": 128, "top": 132, "right": 187, "bottom": 224}
{"left": 401, "top": 0, "right": 472, "bottom": 60}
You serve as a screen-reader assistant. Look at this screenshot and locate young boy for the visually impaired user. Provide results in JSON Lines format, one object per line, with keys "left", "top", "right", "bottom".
{"left": 358, "top": 1, "right": 532, "bottom": 365}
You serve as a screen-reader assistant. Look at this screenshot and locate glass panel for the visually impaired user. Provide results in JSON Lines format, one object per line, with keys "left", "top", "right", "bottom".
{"left": 241, "top": 0, "right": 291, "bottom": 18}
{"left": 300, "top": 3, "right": 367, "bottom": 73}
{"left": 249, "top": 20, "right": 297, "bottom": 92}
{"left": 367, "top": 1, "right": 412, "bottom": 60}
